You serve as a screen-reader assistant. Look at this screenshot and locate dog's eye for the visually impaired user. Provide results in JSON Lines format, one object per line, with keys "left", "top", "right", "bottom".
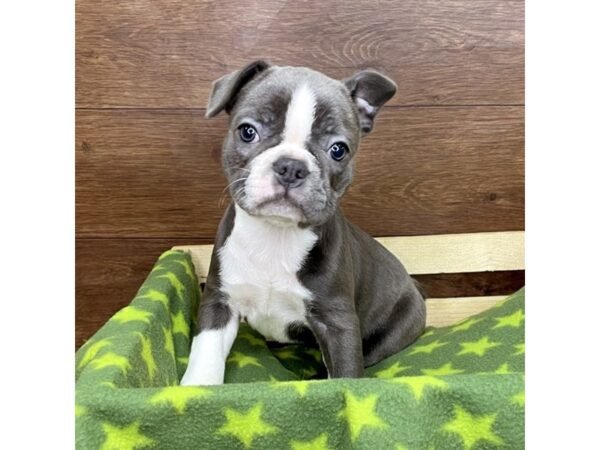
{"left": 329, "top": 142, "right": 348, "bottom": 161}
{"left": 238, "top": 124, "right": 259, "bottom": 143}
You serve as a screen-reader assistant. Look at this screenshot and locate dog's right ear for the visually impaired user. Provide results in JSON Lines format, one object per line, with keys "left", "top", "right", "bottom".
{"left": 205, "top": 60, "right": 270, "bottom": 118}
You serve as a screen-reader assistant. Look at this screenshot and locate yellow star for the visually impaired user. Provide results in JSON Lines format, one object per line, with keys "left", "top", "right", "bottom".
{"left": 149, "top": 386, "right": 211, "bottom": 414}
{"left": 493, "top": 309, "right": 525, "bottom": 329}
{"left": 100, "top": 421, "right": 154, "bottom": 450}
{"left": 90, "top": 352, "right": 131, "bottom": 374}
{"left": 228, "top": 351, "right": 263, "bottom": 368}
{"left": 158, "top": 249, "right": 181, "bottom": 260}
{"left": 78, "top": 338, "right": 112, "bottom": 368}
{"left": 421, "top": 363, "right": 464, "bottom": 376}
{"left": 420, "top": 329, "right": 435, "bottom": 338}
{"left": 162, "top": 326, "right": 175, "bottom": 359}
{"left": 495, "top": 363, "right": 511, "bottom": 374}
{"left": 171, "top": 311, "right": 190, "bottom": 337}
{"left": 451, "top": 318, "right": 482, "bottom": 333}
{"left": 136, "top": 333, "right": 157, "bottom": 381}
{"left": 512, "top": 391, "right": 525, "bottom": 407}
{"left": 457, "top": 337, "right": 501, "bottom": 357}
{"left": 238, "top": 332, "right": 266, "bottom": 347}
{"left": 173, "top": 259, "right": 196, "bottom": 280}
{"left": 150, "top": 263, "right": 166, "bottom": 273}
{"left": 290, "top": 433, "right": 331, "bottom": 450}
{"left": 391, "top": 375, "right": 448, "bottom": 401}
{"left": 513, "top": 342, "right": 525, "bottom": 355}
{"left": 374, "top": 362, "right": 410, "bottom": 378}
{"left": 301, "top": 366, "right": 318, "bottom": 377}
{"left": 443, "top": 405, "right": 503, "bottom": 449}
{"left": 409, "top": 339, "right": 447, "bottom": 355}
{"left": 305, "top": 348, "right": 322, "bottom": 362}
{"left": 112, "top": 307, "right": 152, "bottom": 325}
{"left": 177, "top": 356, "right": 189, "bottom": 365}
{"left": 75, "top": 404, "right": 87, "bottom": 417}
{"left": 217, "top": 402, "right": 278, "bottom": 447}
{"left": 273, "top": 380, "right": 310, "bottom": 397}
{"left": 157, "top": 272, "right": 186, "bottom": 300}
{"left": 338, "top": 392, "right": 387, "bottom": 441}
{"left": 273, "top": 348, "right": 301, "bottom": 360}
{"left": 137, "top": 289, "right": 169, "bottom": 311}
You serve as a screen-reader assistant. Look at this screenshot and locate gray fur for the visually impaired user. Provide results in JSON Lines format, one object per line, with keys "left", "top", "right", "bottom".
{"left": 195, "top": 61, "right": 425, "bottom": 378}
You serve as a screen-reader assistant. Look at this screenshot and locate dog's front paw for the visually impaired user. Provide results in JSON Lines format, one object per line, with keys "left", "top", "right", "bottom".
{"left": 180, "top": 364, "right": 224, "bottom": 386}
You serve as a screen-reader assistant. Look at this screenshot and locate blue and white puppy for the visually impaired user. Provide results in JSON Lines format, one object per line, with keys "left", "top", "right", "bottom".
{"left": 181, "top": 61, "right": 426, "bottom": 385}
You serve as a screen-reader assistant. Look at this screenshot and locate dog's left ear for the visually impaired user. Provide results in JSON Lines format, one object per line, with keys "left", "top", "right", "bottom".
{"left": 343, "top": 70, "right": 397, "bottom": 134}
{"left": 206, "top": 60, "right": 270, "bottom": 118}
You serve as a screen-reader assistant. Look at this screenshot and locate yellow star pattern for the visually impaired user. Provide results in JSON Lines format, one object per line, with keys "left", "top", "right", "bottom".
{"left": 442, "top": 405, "right": 503, "bottom": 449}
{"left": 451, "top": 318, "right": 482, "bottom": 333}
{"left": 238, "top": 332, "right": 266, "bottom": 347}
{"left": 100, "top": 421, "right": 154, "bottom": 450}
{"left": 374, "top": 362, "right": 410, "bottom": 378}
{"left": 162, "top": 326, "right": 175, "bottom": 359}
{"left": 171, "top": 311, "right": 190, "bottom": 337}
{"left": 273, "top": 380, "right": 311, "bottom": 397}
{"left": 149, "top": 386, "right": 211, "bottom": 414}
{"left": 228, "top": 351, "right": 263, "bottom": 368}
{"left": 158, "top": 250, "right": 180, "bottom": 260}
{"left": 78, "top": 338, "right": 112, "bottom": 369}
{"left": 157, "top": 272, "right": 186, "bottom": 300}
{"left": 75, "top": 404, "right": 87, "bottom": 417}
{"left": 112, "top": 307, "right": 152, "bottom": 325}
{"left": 493, "top": 309, "right": 525, "bottom": 329}
{"left": 90, "top": 352, "right": 131, "bottom": 374}
{"left": 495, "top": 363, "right": 511, "bottom": 374}
{"left": 512, "top": 391, "right": 525, "bottom": 407}
{"left": 150, "top": 263, "right": 165, "bottom": 273}
{"left": 273, "top": 348, "right": 301, "bottom": 360}
{"left": 173, "top": 259, "right": 196, "bottom": 280}
{"left": 421, "top": 363, "right": 464, "bottom": 376}
{"left": 457, "top": 337, "right": 501, "bottom": 357}
{"left": 137, "top": 289, "right": 169, "bottom": 311}
{"left": 409, "top": 340, "right": 448, "bottom": 355}
{"left": 136, "top": 333, "right": 157, "bottom": 381}
{"left": 290, "top": 433, "right": 331, "bottom": 450}
{"left": 338, "top": 392, "right": 387, "bottom": 441}
{"left": 305, "top": 348, "right": 322, "bottom": 362}
{"left": 391, "top": 376, "right": 448, "bottom": 401}
{"left": 513, "top": 342, "right": 525, "bottom": 355}
{"left": 420, "top": 329, "right": 435, "bottom": 338}
{"left": 217, "top": 402, "right": 278, "bottom": 447}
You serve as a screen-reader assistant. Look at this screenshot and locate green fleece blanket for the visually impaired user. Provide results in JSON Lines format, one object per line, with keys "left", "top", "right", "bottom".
{"left": 76, "top": 250, "right": 525, "bottom": 450}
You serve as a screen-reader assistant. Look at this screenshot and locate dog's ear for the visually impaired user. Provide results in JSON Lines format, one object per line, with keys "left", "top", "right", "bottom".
{"left": 342, "top": 70, "right": 397, "bottom": 133}
{"left": 206, "top": 60, "right": 270, "bottom": 118}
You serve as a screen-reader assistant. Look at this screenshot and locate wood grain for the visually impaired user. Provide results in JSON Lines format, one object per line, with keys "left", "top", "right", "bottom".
{"left": 76, "top": 0, "right": 523, "bottom": 108}
{"left": 76, "top": 106, "right": 524, "bottom": 238}
{"left": 426, "top": 296, "right": 507, "bottom": 326}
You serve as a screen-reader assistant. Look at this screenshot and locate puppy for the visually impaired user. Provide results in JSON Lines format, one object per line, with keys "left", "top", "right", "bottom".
{"left": 181, "top": 61, "right": 426, "bottom": 385}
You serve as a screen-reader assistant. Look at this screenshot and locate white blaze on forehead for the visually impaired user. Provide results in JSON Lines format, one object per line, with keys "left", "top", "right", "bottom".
{"left": 283, "top": 84, "right": 316, "bottom": 146}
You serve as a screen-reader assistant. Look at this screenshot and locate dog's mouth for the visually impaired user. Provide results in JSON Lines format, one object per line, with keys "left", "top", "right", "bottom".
{"left": 247, "top": 193, "right": 306, "bottom": 223}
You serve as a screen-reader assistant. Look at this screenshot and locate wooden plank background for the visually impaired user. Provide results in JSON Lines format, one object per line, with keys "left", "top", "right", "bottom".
{"left": 76, "top": 0, "right": 524, "bottom": 348}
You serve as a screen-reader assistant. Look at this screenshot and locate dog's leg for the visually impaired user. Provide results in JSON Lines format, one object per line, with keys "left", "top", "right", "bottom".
{"left": 180, "top": 295, "right": 238, "bottom": 386}
{"left": 307, "top": 302, "right": 364, "bottom": 378}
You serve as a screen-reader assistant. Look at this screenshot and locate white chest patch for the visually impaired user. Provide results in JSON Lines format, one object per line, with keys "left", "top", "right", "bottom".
{"left": 218, "top": 204, "right": 318, "bottom": 342}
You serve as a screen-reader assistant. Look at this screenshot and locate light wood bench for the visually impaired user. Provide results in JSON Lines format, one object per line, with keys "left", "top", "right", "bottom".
{"left": 173, "top": 230, "right": 524, "bottom": 327}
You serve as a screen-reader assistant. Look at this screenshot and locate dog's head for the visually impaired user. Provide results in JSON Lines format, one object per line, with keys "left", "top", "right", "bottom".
{"left": 207, "top": 61, "right": 396, "bottom": 226}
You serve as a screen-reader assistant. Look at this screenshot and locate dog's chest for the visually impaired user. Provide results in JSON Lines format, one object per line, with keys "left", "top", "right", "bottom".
{"left": 218, "top": 207, "right": 318, "bottom": 342}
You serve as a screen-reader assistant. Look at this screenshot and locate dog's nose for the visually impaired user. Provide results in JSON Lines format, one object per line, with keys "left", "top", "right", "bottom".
{"left": 272, "top": 157, "right": 309, "bottom": 189}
